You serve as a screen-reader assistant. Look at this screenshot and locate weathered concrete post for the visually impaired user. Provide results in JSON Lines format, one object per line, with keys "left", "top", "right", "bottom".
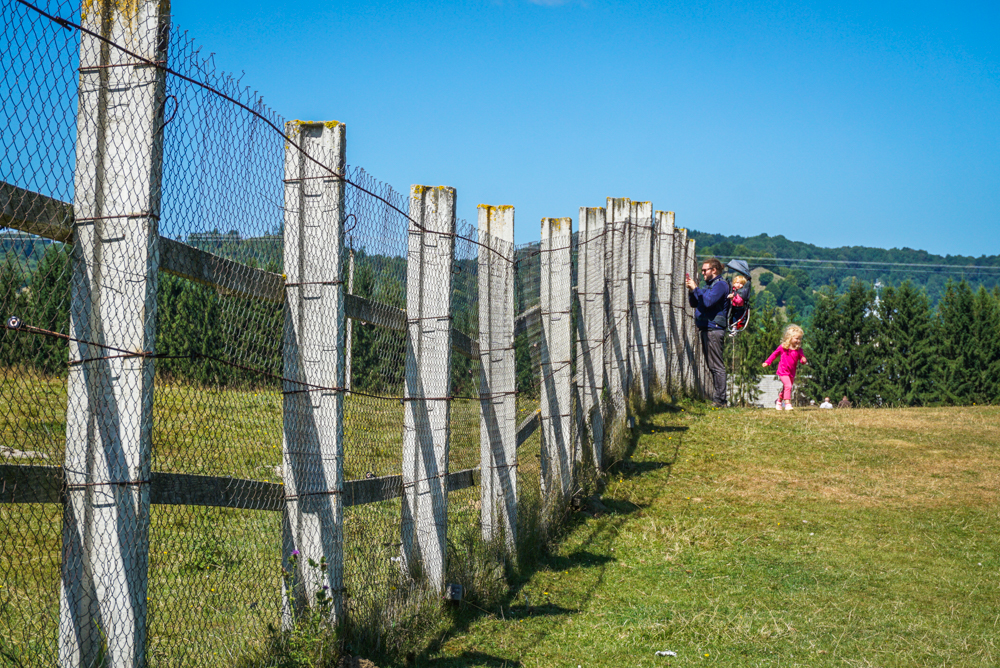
{"left": 401, "top": 186, "right": 456, "bottom": 592}
{"left": 60, "top": 1, "right": 168, "bottom": 665}
{"left": 576, "top": 207, "right": 606, "bottom": 469}
{"left": 478, "top": 205, "right": 516, "bottom": 550}
{"left": 631, "top": 201, "right": 653, "bottom": 407}
{"left": 673, "top": 227, "right": 689, "bottom": 395}
{"left": 606, "top": 198, "right": 631, "bottom": 420}
{"left": 281, "top": 120, "right": 346, "bottom": 626}
{"left": 689, "top": 236, "right": 706, "bottom": 398}
{"left": 686, "top": 236, "right": 702, "bottom": 396}
{"left": 540, "top": 217, "right": 573, "bottom": 503}
{"left": 345, "top": 247, "right": 355, "bottom": 393}
{"left": 652, "top": 211, "right": 674, "bottom": 399}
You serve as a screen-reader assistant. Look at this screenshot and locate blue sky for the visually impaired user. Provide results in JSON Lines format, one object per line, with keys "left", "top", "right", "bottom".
{"left": 167, "top": 0, "right": 999, "bottom": 255}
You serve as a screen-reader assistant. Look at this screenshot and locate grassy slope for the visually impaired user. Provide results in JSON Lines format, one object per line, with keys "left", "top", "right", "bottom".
{"left": 420, "top": 405, "right": 1000, "bottom": 667}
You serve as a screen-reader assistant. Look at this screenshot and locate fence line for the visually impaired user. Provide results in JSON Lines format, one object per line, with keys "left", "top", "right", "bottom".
{"left": 0, "top": 1, "right": 709, "bottom": 665}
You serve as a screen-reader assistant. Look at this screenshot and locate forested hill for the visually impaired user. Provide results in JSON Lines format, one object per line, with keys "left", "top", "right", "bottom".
{"left": 688, "top": 229, "right": 1000, "bottom": 308}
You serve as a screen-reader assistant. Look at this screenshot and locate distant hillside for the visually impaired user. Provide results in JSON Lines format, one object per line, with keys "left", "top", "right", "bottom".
{"left": 688, "top": 230, "right": 1000, "bottom": 310}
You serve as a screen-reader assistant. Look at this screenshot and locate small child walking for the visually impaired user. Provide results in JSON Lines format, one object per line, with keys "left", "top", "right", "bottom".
{"left": 762, "top": 324, "right": 808, "bottom": 411}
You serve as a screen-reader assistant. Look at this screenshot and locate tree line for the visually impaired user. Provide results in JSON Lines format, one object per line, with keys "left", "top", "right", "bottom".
{"left": 10, "top": 245, "right": 991, "bottom": 408}
{"left": 690, "top": 230, "right": 1000, "bottom": 320}
{"left": 724, "top": 276, "right": 1000, "bottom": 407}
{"left": 0, "top": 244, "right": 496, "bottom": 399}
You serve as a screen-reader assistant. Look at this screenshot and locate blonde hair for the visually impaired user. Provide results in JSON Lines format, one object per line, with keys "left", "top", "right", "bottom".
{"left": 731, "top": 274, "right": 747, "bottom": 288}
{"left": 781, "top": 324, "right": 804, "bottom": 349}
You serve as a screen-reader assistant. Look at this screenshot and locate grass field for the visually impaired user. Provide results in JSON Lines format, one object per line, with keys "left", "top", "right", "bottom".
{"left": 0, "top": 371, "right": 545, "bottom": 667}
{"left": 412, "top": 404, "right": 1000, "bottom": 667}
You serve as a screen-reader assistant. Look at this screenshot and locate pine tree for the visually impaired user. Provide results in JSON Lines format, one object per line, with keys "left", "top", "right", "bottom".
{"left": 971, "top": 286, "right": 1000, "bottom": 403}
{"left": 840, "top": 280, "right": 878, "bottom": 405}
{"left": 937, "top": 280, "right": 976, "bottom": 404}
{"left": 26, "top": 244, "right": 70, "bottom": 376}
{"left": 0, "top": 253, "right": 28, "bottom": 368}
{"left": 803, "top": 285, "right": 846, "bottom": 401}
{"left": 876, "top": 281, "right": 940, "bottom": 406}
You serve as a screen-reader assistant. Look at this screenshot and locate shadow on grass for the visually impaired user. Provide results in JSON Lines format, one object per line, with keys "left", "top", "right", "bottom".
{"left": 393, "top": 400, "right": 692, "bottom": 667}
{"left": 418, "top": 650, "right": 522, "bottom": 667}
{"left": 407, "top": 519, "right": 621, "bottom": 667}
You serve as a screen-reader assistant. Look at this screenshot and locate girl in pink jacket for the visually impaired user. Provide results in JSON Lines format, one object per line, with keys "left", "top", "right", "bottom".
{"left": 762, "top": 324, "right": 808, "bottom": 411}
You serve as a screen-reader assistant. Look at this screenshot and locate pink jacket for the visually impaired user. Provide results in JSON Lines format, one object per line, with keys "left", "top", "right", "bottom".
{"left": 764, "top": 346, "right": 807, "bottom": 380}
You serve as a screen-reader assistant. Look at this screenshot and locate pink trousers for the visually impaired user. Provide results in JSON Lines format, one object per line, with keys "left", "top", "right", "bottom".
{"left": 777, "top": 375, "right": 794, "bottom": 402}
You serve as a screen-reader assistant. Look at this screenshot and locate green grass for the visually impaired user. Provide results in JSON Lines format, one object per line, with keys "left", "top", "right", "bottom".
{"left": 411, "top": 404, "right": 1000, "bottom": 667}
{"left": 0, "top": 371, "right": 543, "bottom": 667}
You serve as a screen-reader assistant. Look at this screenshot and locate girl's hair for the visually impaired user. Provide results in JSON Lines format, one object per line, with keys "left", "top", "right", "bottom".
{"left": 781, "top": 324, "right": 804, "bottom": 349}
{"left": 731, "top": 274, "right": 747, "bottom": 287}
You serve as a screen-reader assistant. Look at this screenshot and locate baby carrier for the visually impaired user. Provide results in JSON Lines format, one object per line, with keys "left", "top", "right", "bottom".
{"left": 725, "top": 259, "right": 752, "bottom": 334}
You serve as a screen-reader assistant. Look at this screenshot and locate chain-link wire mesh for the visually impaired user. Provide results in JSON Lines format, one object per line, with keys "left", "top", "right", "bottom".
{"left": 2, "top": 2, "right": 703, "bottom": 665}
{"left": 3, "top": 1, "right": 89, "bottom": 665}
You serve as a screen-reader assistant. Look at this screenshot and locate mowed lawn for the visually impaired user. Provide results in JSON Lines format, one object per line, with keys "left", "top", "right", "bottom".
{"left": 419, "top": 405, "right": 1000, "bottom": 667}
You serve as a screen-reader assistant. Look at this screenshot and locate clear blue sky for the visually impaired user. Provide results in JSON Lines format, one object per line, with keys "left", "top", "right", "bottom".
{"left": 168, "top": 0, "right": 999, "bottom": 256}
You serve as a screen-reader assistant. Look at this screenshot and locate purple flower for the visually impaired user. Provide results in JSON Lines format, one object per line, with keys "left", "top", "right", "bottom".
{"left": 322, "top": 586, "right": 329, "bottom": 590}
{"left": 291, "top": 550, "right": 300, "bottom": 557}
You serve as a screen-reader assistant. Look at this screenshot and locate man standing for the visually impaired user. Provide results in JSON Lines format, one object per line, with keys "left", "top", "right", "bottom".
{"left": 686, "top": 258, "right": 730, "bottom": 407}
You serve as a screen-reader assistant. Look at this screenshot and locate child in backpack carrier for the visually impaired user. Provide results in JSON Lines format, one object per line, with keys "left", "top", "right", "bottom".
{"left": 728, "top": 274, "right": 751, "bottom": 330}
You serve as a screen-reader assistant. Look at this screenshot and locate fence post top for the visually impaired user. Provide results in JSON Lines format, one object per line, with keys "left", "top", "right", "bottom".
{"left": 578, "top": 207, "right": 606, "bottom": 233}
{"left": 478, "top": 205, "right": 514, "bottom": 244}
{"left": 541, "top": 217, "right": 572, "bottom": 239}
{"left": 411, "top": 185, "right": 456, "bottom": 197}
{"left": 285, "top": 119, "right": 344, "bottom": 133}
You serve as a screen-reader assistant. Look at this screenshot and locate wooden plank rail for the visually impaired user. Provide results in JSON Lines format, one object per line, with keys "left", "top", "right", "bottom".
{"left": 2, "top": 182, "right": 546, "bottom": 510}
{"left": 2, "top": 463, "right": 487, "bottom": 509}
{"left": 1, "top": 181, "right": 484, "bottom": 360}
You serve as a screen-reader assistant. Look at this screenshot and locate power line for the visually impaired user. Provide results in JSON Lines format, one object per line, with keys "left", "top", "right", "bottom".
{"left": 698, "top": 253, "right": 1000, "bottom": 272}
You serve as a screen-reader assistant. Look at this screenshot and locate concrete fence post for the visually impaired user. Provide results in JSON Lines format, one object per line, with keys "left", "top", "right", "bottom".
{"left": 576, "top": 207, "right": 606, "bottom": 469}
{"left": 401, "top": 185, "right": 456, "bottom": 592}
{"left": 652, "top": 211, "right": 674, "bottom": 399}
{"left": 281, "top": 120, "right": 346, "bottom": 626}
{"left": 688, "top": 237, "right": 704, "bottom": 398}
{"left": 631, "top": 201, "right": 653, "bottom": 407}
{"left": 606, "top": 198, "right": 631, "bottom": 419}
{"left": 672, "top": 227, "right": 689, "bottom": 395}
{"left": 540, "top": 217, "right": 573, "bottom": 503}
{"left": 478, "top": 205, "right": 516, "bottom": 551}
{"left": 60, "top": 1, "right": 169, "bottom": 665}
{"left": 345, "top": 247, "right": 355, "bottom": 393}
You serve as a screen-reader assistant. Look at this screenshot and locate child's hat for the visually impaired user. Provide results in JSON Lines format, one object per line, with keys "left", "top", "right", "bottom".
{"left": 726, "top": 259, "right": 751, "bottom": 279}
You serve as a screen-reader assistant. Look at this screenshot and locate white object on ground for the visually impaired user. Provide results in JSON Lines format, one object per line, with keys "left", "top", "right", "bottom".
{"left": 655, "top": 650, "right": 678, "bottom": 657}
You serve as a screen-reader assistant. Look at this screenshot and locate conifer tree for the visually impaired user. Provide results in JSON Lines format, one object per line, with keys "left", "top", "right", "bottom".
{"left": 937, "top": 280, "right": 976, "bottom": 403}
{"left": 971, "top": 286, "right": 1000, "bottom": 403}
{"left": 803, "top": 285, "right": 845, "bottom": 401}
{"left": 0, "top": 253, "right": 28, "bottom": 368}
{"left": 26, "top": 244, "right": 70, "bottom": 375}
{"left": 839, "top": 280, "right": 878, "bottom": 405}
{"left": 876, "top": 281, "right": 940, "bottom": 406}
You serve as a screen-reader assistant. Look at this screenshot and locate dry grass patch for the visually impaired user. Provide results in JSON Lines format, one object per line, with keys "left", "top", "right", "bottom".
{"left": 714, "top": 406, "right": 1000, "bottom": 509}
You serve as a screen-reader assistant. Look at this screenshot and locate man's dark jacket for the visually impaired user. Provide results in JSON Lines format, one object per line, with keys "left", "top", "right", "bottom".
{"left": 688, "top": 275, "right": 730, "bottom": 330}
